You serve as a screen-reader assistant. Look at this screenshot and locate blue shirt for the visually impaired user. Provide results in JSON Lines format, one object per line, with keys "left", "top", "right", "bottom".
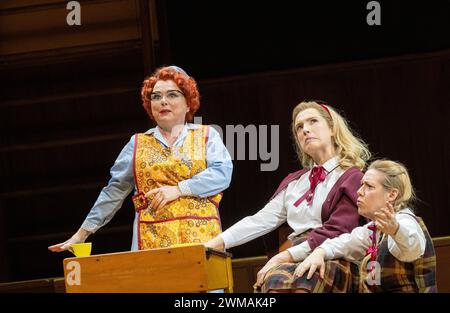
{"left": 81, "top": 123, "right": 233, "bottom": 249}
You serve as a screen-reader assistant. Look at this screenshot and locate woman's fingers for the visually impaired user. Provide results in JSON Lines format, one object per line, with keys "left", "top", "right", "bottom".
{"left": 380, "top": 206, "right": 394, "bottom": 220}
{"left": 61, "top": 242, "right": 73, "bottom": 251}
{"left": 307, "top": 264, "right": 318, "bottom": 280}
{"left": 374, "top": 211, "right": 387, "bottom": 220}
{"left": 319, "top": 263, "right": 325, "bottom": 279}
{"left": 256, "top": 262, "right": 275, "bottom": 287}
{"left": 256, "top": 269, "right": 265, "bottom": 287}
{"left": 374, "top": 212, "right": 389, "bottom": 227}
{"left": 146, "top": 188, "right": 160, "bottom": 208}
{"left": 385, "top": 201, "right": 395, "bottom": 213}
{"left": 256, "top": 274, "right": 262, "bottom": 287}
{"left": 156, "top": 199, "right": 168, "bottom": 211}
{"left": 385, "top": 209, "right": 395, "bottom": 221}
{"left": 295, "top": 259, "right": 324, "bottom": 280}
{"left": 374, "top": 217, "right": 387, "bottom": 230}
{"left": 295, "top": 262, "right": 308, "bottom": 278}
{"left": 146, "top": 188, "right": 159, "bottom": 198}
{"left": 48, "top": 243, "right": 64, "bottom": 252}
{"left": 150, "top": 191, "right": 162, "bottom": 209}
{"left": 145, "top": 186, "right": 181, "bottom": 211}
{"left": 48, "top": 240, "right": 70, "bottom": 252}
{"left": 154, "top": 192, "right": 167, "bottom": 210}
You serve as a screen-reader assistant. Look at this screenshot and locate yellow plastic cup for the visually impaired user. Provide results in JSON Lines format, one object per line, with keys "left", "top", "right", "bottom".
{"left": 69, "top": 242, "right": 92, "bottom": 257}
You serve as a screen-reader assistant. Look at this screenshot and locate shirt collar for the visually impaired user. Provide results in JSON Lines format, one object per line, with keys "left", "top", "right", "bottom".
{"left": 315, "top": 156, "right": 339, "bottom": 173}
{"left": 144, "top": 123, "right": 200, "bottom": 147}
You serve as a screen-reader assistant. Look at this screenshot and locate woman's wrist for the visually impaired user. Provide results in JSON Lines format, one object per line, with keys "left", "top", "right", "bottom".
{"left": 206, "top": 236, "right": 225, "bottom": 250}
{"left": 76, "top": 228, "right": 91, "bottom": 241}
{"left": 175, "top": 185, "right": 182, "bottom": 197}
{"left": 178, "top": 180, "right": 193, "bottom": 196}
{"left": 314, "top": 247, "right": 326, "bottom": 258}
{"left": 274, "top": 250, "right": 294, "bottom": 263}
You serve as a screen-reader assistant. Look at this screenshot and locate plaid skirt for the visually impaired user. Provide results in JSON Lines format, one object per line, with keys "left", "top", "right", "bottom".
{"left": 261, "top": 259, "right": 359, "bottom": 293}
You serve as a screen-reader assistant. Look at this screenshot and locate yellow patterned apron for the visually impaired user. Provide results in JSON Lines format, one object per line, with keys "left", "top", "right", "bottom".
{"left": 131, "top": 125, "right": 222, "bottom": 250}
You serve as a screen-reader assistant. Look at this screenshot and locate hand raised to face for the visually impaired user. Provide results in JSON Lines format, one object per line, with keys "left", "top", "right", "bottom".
{"left": 374, "top": 201, "right": 399, "bottom": 236}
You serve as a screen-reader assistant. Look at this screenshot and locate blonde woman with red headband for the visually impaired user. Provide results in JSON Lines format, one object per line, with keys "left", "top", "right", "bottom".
{"left": 206, "top": 100, "right": 371, "bottom": 292}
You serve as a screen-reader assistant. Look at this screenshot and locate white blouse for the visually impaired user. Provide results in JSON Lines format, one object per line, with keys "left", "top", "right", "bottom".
{"left": 220, "top": 157, "right": 344, "bottom": 261}
{"left": 319, "top": 208, "right": 426, "bottom": 263}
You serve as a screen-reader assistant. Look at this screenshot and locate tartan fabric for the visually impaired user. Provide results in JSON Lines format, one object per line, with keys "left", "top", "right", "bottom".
{"left": 412, "top": 216, "right": 438, "bottom": 292}
{"left": 358, "top": 213, "right": 437, "bottom": 293}
{"left": 261, "top": 259, "right": 358, "bottom": 293}
{"left": 260, "top": 231, "right": 358, "bottom": 293}
{"left": 260, "top": 213, "right": 437, "bottom": 293}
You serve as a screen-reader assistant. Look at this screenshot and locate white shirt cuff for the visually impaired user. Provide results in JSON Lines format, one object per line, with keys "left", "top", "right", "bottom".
{"left": 81, "top": 220, "right": 100, "bottom": 233}
{"left": 286, "top": 241, "right": 311, "bottom": 262}
{"left": 219, "top": 232, "right": 236, "bottom": 250}
{"left": 178, "top": 180, "right": 193, "bottom": 196}
{"left": 318, "top": 241, "right": 335, "bottom": 260}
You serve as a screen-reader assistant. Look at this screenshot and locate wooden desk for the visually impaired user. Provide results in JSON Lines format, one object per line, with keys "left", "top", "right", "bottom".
{"left": 63, "top": 243, "right": 233, "bottom": 293}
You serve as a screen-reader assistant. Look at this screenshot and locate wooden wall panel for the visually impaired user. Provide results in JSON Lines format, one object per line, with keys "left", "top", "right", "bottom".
{"left": 0, "top": 0, "right": 163, "bottom": 282}
{"left": 0, "top": 0, "right": 140, "bottom": 56}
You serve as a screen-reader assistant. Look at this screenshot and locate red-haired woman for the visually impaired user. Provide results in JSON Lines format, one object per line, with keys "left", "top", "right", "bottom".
{"left": 49, "top": 66, "right": 233, "bottom": 252}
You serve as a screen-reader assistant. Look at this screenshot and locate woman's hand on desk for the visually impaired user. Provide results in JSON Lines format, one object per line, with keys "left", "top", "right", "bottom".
{"left": 48, "top": 228, "right": 90, "bottom": 252}
{"left": 204, "top": 236, "right": 225, "bottom": 251}
{"left": 146, "top": 185, "right": 182, "bottom": 211}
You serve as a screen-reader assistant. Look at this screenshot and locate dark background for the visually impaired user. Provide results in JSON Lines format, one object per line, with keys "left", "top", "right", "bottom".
{"left": 1, "top": 0, "right": 449, "bottom": 282}
{"left": 166, "top": 1, "right": 450, "bottom": 78}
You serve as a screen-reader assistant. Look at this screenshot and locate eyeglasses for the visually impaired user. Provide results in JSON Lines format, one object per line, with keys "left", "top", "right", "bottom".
{"left": 149, "top": 90, "right": 185, "bottom": 102}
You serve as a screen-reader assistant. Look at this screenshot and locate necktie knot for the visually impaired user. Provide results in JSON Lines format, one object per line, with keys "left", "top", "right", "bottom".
{"left": 309, "top": 166, "right": 326, "bottom": 190}
{"left": 293, "top": 166, "right": 327, "bottom": 207}
{"left": 368, "top": 222, "right": 377, "bottom": 232}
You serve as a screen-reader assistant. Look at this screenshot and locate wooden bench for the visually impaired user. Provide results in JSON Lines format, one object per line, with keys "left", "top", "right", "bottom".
{"left": 433, "top": 236, "right": 450, "bottom": 292}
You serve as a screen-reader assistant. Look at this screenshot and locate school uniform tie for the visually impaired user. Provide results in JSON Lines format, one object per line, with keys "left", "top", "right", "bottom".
{"left": 293, "top": 165, "right": 327, "bottom": 207}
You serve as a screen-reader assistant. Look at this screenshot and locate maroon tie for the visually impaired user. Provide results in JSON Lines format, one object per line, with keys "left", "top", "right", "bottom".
{"left": 294, "top": 166, "right": 327, "bottom": 207}
{"left": 366, "top": 222, "right": 378, "bottom": 291}
{"left": 366, "top": 223, "right": 378, "bottom": 261}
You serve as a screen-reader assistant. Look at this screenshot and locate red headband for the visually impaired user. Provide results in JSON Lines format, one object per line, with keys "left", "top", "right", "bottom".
{"left": 319, "top": 104, "right": 331, "bottom": 117}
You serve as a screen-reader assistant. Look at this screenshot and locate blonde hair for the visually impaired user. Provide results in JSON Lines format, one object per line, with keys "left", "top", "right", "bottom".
{"left": 368, "top": 159, "right": 415, "bottom": 212}
{"left": 291, "top": 101, "right": 371, "bottom": 170}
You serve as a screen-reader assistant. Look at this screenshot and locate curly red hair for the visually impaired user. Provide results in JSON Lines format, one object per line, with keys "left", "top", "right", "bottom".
{"left": 141, "top": 66, "right": 200, "bottom": 122}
